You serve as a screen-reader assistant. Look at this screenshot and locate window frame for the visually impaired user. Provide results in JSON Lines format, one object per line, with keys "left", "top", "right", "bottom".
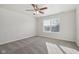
{"left": 43, "top": 16, "right": 60, "bottom": 33}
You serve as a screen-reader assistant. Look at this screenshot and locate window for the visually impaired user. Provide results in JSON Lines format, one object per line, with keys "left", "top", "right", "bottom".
{"left": 43, "top": 16, "right": 60, "bottom": 32}
{"left": 43, "top": 19, "right": 51, "bottom": 32}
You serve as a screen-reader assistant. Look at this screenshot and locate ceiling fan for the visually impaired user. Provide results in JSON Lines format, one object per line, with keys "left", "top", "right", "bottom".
{"left": 25, "top": 4, "right": 48, "bottom": 15}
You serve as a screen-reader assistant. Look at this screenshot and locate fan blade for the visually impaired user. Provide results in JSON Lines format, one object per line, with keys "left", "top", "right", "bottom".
{"left": 25, "top": 9, "right": 33, "bottom": 11}
{"left": 32, "top": 4, "right": 36, "bottom": 7}
{"left": 39, "top": 11, "right": 44, "bottom": 14}
{"left": 32, "top": 4, "right": 38, "bottom": 11}
{"left": 40, "top": 7, "right": 47, "bottom": 10}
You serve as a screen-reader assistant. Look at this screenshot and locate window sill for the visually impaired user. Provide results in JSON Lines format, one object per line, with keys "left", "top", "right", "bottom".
{"left": 43, "top": 31, "right": 59, "bottom": 34}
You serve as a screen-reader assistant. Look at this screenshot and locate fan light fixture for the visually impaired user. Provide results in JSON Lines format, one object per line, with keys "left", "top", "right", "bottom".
{"left": 33, "top": 11, "right": 39, "bottom": 15}
{"left": 25, "top": 4, "right": 48, "bottom": 15}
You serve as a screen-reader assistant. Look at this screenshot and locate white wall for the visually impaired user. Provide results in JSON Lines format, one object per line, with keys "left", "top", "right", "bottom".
{"left": 0, "top": 7, "right": 76, "bottom": 45}
{"left": 76, "top": 6, "right": 79, "bottom": 46}
{"left": 36, "top": 10, "right": 76, "bottom": 42}
{"left": 0, "top": 8, "right": 36, "bottom": 45}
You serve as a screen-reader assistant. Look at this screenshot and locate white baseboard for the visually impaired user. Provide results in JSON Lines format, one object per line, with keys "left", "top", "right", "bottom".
{"left": 0, "top": 35, "right": 36, "bottom": 45}
{"left": 38, "top": 35, "right": 75, "bottom": 42}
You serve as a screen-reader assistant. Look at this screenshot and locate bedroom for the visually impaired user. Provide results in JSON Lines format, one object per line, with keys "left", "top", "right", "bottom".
{"left": 0, "top": 4, "right": 79, "bottom": 54}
